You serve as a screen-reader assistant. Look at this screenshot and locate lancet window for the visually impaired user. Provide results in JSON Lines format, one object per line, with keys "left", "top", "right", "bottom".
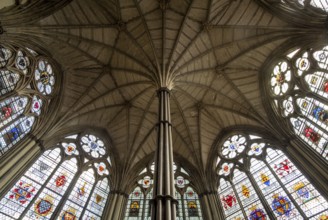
{"left": 0, "top": 133, "right": 111, "bottom": 219}
{"left": 217, "top": 133, "right": 328, "bottom": 220}
{"left": 125, "top": 162, "right": 203, "bottom": 220}
{"left": 125, "top": 164, "right": 154, "bottom": 220}
{"left": 175, "top": 165, "right": 202, "bottom": 220}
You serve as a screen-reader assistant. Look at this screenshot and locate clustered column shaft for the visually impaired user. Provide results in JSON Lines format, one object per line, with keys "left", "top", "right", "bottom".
{"left": 151, "top": 88, "right": 177, "bottom": 220}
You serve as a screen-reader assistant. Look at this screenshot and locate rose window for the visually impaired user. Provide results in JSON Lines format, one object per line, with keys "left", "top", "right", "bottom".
{"left": 221, "top": 134, "right": 246, "bottom": 158}
{"left": 81, "top": 134, "right": 106, "bottom": 158}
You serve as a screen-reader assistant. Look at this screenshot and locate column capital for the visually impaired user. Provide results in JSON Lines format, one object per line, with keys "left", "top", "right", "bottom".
{"left": 157, "top": 87, "right": 171, "bottom": 95}
{"left": 199, "top": 191, "right": 218, "bottom": 198}
{"left": 109, "top": 190, "right": 129, "bottom": 198}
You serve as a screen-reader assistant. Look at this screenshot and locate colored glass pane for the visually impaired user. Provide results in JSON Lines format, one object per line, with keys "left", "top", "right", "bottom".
{"left": 0, "top": 116, "right": 35, "bottom": 156}
{"left": 291, "top": 117, "right": 328, "bottom": 158}
{"left": 84, "top": 178, "right": 110, "bottom": 218}
{"left": 184, "top": 187, "right": 201, "bottom": 218}
{"left": 0, "top": 96, "right": 28, "bottom": 130}
{"left": 266, "top": 148, "right": 328, "bottom": 217}
{"left": 61, "top": 169, "right": 95, "bottom": 219}
{"left": 126, "top": 187, "right": 143, "bottom": 218}
{"left": 233, "top": 169, "right": 267, "bottom": 218}
{"left": 218, "top": 179, "right": 241, "bottom": 217}
{"left": 0, "top": 148, "right": 60, "bottom": 219}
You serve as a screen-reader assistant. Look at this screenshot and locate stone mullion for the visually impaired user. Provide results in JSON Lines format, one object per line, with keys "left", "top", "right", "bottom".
{"left": 287, "top": 139, "right": 328, "bottom": 199}
{"left": 0, "top": 114, "right": 26, "bottom": 146}
{"left": 79, "top": 177, "right": 97, "bottom": 217}
{"left": 265, "top": 160, "right": 308, "bottom": 218}
{"left": 246, "top": 170, "right": 277, "bottom": 220}
{"left": 181, "top": 193, "right": 186, "bottom": 220}
{"left": 18, "top": 156, "right": 63, "bottom": 218}
{"left": 231, "top": 181, "right": 248, "bottom": 219}
{"left": 51, "top": 169, "right": 83, "bottom": 219}
{"left": 0, "top": 91, "right": 18, "bottom": 103}
{"left": 141, "top": 193, "right": 147, "bottom": 220}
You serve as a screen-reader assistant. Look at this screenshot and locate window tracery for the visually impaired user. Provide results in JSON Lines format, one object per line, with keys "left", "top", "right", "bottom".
{"left": 125, "top": 162, "right": 203, "bottom": 220}
{"left": 0, "top": 44, "right": 57, "bottom": 157}
{"left": 268, "top": 45, "right": 328, "bottom": 160}
{"left": 217, "top": 133, "right": 328, "bottom": 220}
{"left": 0, "top": 133, "right": 111, "bottom": 219}
{"left": 125, "top": 164, "right": 154, "bottom": 220}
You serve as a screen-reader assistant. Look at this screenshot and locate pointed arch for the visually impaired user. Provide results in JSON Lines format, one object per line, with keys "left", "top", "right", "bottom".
{"left": 124, "top": 162, "right": 204, "bottom": 219}
{"left": 0, "top": 44, "right": 60, "bottom": 157}
{"left": 216, "top": 132, "right": 328, "bottom": 219}
{"left": 265, "top": 44, "right": 328, "bottom": 160}
{"left": 0, "top": 132, "right": 111, "bottom": 219}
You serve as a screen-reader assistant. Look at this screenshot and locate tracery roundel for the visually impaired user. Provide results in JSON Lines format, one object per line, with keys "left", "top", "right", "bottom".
{"left": 221, "top": 134, "right": 247, "bottom": 159}
{"left": 0, "top": 44, "right": 58, "bottom": 157}
{"left": 81, "top": 134, "right": 106, "bottom": 158}
{"left": 267, "top": 45, "right": 328, "bottom": 160}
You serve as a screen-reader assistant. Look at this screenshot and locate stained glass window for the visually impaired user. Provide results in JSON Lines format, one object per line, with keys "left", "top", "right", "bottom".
{"left": 0, "top": 44, "right": 57, "bottom": 157}
{"left": 0, "top": 133, "right": 111, "bottom": 219}
{"left": 125, "top": 164, "right": 153, "bottom": 220}
{"left": 175, "top": 164, "right": 203, "bottom": 220}
{"left": 125, "top": 163, "right": 203, "bottom": 220}
{"left": 269, "top": 45, "right": 328, "bottom": 160}
{"left": 217, "top": 133, "right": 328, "bottom": 219}
{"left": 176, "top": 187, "right": 202, "bottom": 220}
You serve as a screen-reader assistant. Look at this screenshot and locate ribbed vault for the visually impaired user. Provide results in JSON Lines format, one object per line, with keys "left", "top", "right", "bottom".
{"left": 1, "top": 0, "right": 324, "bottom": 182}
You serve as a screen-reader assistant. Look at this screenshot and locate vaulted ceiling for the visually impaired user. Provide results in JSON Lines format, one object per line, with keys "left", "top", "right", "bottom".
{"left": 1, "top": 0, "right": 326, "bottom": 177}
